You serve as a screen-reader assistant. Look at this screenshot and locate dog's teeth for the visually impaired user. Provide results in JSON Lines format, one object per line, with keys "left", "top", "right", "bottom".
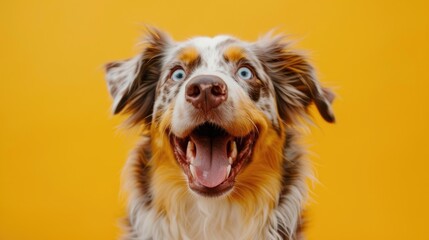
{"left": 228, "top": 157, "right": 233, "bottom": 164}
{"left": 187, "top": 141, "right": 195, "bottom": 158}
{"left": 231, "top": 141, "right": 237, "bottom": 160}
{"left": 226, "top": 165, "right": 231, "bottom": 178}
{"left": 190, "top": 164, "right": 197, "bottom": 178}
{"left": 190, "top": 156, "right": 195, "bottom": 165}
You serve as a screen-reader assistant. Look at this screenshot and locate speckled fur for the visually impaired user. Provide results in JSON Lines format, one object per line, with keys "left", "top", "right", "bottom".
{"left": 104, "top": 28, "right": 334, "bottom": 240}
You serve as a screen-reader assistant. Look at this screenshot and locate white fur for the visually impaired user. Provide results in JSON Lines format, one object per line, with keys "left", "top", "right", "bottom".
{"left": 105, "top": 54, "right": 142, "bottom": 113}
{"left": 126, "top": 182, "right": 307, "bottom": 240}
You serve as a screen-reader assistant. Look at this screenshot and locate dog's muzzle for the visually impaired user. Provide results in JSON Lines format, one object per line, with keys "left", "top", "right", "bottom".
{"left": 168, "top": 75, "right": 258, "bottom": 196}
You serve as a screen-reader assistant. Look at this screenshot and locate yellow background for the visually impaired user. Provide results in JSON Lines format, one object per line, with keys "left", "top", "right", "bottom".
{"left": 1, "top": 0, "right": 428, "bottom": 239}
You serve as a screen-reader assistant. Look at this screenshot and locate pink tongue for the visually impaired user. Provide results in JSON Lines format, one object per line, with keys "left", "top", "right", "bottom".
{"left": 191, "top": 134, "right": 230, "bottom": 188}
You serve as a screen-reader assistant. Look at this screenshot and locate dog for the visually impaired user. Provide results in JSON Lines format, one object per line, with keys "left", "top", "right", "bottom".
{"left": 104, "top": 28, "right": 335, "bottom": 240}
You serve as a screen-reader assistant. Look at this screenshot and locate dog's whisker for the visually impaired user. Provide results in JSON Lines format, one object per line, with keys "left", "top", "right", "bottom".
{"left": 245, "top": 114, "right": 260, "bottom": 135}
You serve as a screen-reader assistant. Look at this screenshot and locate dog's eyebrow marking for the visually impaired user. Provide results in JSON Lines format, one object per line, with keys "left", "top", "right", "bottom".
{"left": 178, "top": 47, "right": 201, "bottom": 67}
{"left": 223, "top": 46, "right": 246, "bottom": 62}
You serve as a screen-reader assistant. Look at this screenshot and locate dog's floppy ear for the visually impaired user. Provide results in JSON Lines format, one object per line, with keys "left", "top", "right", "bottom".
{"left": 254, "top": 34, "right": 335, "bottom": 124}
{"left": 104, "top": 28, "right": 172, "bottom": 126}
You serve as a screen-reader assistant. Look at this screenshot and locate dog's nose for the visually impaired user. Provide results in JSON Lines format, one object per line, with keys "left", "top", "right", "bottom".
{"left": 185, "top": 75, "right": 228, "bottom": 113}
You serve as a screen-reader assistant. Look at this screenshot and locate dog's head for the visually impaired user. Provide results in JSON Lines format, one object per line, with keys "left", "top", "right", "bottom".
{"left": 105, "top": 28, "right": 334, "bottom": 198}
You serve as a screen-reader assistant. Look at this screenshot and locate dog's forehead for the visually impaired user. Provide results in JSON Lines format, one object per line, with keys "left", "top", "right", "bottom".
{"left": 166, "top": 35, "right": 249, "bottom": 64}
{"left": 188, "top": 35, "right": 236, "bottom": 48}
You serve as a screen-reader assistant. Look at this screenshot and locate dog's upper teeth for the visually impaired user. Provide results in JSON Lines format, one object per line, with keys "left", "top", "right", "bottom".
{"left": 230, "top": 141, "right": 237, "bottom": 160}
{"left": 187, "top": 141, "right": 195, "bottom": 158}
{"left": 190, "top": 164, "right": 197, "bottom": 178}
{"left": 226, "top": 164, "right": 231, "bottom": 178}
{"left": 228, "top": 157, "right": 233, "bottom": 164}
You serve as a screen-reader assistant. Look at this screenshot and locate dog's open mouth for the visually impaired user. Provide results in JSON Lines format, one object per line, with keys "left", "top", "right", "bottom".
{"left": 170, "top": 123, "right": 257, "bottom": 197}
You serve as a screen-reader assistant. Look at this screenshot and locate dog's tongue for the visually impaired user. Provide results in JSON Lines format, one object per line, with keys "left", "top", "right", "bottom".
{"left": 190, "top": 134, "right": 230, "bottom": 188}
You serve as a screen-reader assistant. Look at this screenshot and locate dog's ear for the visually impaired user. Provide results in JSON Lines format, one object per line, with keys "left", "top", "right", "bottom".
{"left": 254, "top": 34, "right": 335, "bottom": 124}
{"left": 104, "top": 28, "right": 172, "bottom": 126}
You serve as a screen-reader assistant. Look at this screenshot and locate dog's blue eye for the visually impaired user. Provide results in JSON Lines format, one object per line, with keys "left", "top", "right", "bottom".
{"left": 171, "top": 68, "right": 186, "bottom": 81}
{"left": 237, "top": 67, "right": 253, "bottom": 80}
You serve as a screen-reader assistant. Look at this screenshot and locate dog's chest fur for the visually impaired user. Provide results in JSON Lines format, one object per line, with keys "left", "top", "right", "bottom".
{"left": 133, "top": 197, "right": 259, "bottom": 239}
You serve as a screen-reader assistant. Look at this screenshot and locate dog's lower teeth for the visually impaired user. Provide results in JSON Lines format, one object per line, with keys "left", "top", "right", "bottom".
{"left": 226, "top": 165, "right": 231, "bottom": 178}
{"left": 190, "top": 164, "right": 197, "bottom": 178}
{"left": 187, "top": 141, "right": 195, "bottom": 158}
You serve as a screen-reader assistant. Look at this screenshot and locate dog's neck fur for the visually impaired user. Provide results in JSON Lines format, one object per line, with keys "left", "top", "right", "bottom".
{"left": 122, "top": 128, "right": 307, "bottom": 240}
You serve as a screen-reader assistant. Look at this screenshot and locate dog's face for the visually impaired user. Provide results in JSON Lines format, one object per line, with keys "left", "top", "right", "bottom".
{"left": 105, "top": 29, "right": 334, "bottom": 198}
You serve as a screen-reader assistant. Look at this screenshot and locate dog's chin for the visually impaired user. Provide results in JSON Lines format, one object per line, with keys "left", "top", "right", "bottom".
{"left": 169, "top": 122, "right": 258, "bottom": 197}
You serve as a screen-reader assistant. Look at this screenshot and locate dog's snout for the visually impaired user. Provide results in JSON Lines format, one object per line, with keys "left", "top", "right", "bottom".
{"left": 185, "top": 75, "right": 228, "bottom": 113}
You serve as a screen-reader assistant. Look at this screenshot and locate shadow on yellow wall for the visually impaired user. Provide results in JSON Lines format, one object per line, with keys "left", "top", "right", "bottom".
{"left": 1, "top": 0, "right": 428, "bottom": 239}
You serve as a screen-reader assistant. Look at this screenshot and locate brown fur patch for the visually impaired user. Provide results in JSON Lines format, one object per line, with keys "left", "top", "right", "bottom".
{"left": 247, "top": 79, "right": 264, "bottom": 101}
{"left": 224, "top": 46, "right": 246, "bottom": 62}
{"left": 253, "top": 34, "right": 335, "bottom": 124}
{"left": 178, "top": 47, "right": 201, "bottom": 68}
